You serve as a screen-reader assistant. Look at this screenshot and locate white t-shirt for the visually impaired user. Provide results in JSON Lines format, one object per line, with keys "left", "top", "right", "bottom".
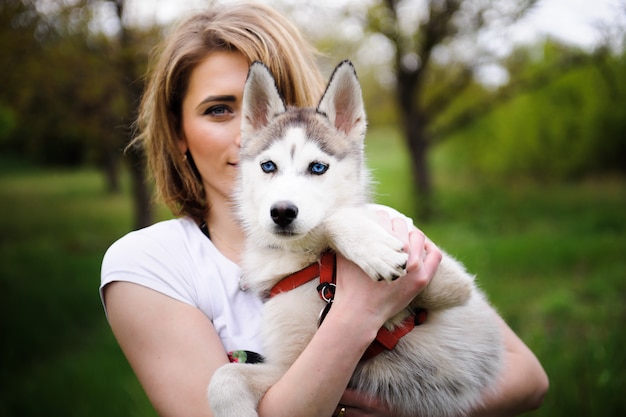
{"left": 100, "top": 217, "right": 265, "bottom": 355}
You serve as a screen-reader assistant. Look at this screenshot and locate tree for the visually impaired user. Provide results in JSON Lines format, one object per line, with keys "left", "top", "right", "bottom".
{"left": 446, "top": 41, "right": 626, "bottom": 180}
{"left": 364, "top": 0, "right": 539, "bottom": 219}
{"left": 109, "top": 0, "right": 155, "bottom": 229}
{"left": 0, "top": 0, "right": 158, "bottom": 228}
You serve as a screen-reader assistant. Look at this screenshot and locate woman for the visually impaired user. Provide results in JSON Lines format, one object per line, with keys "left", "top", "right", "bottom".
{"left": 100, "top": 3, "right": 548, "bottom": 417}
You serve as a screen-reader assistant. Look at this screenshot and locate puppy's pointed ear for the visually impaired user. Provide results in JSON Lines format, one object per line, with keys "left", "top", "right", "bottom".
{"left": 241, "top": 62, "right": 286, "bottom": 141}
{"left": 317, "top": 60, "right": 366, "bottom": 141}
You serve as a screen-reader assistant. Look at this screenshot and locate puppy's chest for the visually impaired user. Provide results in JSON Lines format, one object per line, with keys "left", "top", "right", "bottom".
{"left": 242, "top": 247, "right": 324, "bottom": 292}
{"left": 261, "top": 282, "right": 324, "bottom": 363}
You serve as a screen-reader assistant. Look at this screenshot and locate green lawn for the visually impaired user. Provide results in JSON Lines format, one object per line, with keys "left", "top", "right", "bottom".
{"left": 1, "top": 131, "right": 625, "bottom": 416}
{"left": 0, "top": 166, "right": 159, "bottom": 417}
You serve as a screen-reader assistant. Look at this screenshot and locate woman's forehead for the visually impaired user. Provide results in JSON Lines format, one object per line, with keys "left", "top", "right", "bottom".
{"left": 185, "top": 51, "right": 249, "bottom": 104}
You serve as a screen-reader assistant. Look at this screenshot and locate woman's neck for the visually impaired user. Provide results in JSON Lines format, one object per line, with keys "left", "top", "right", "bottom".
{"left": 204, "top": 202, "right": 245, "bottom": 264}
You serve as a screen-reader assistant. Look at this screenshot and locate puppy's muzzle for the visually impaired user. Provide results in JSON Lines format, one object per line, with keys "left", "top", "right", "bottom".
{"left": 270, "top": 201, "right": 298, "bottom": 228}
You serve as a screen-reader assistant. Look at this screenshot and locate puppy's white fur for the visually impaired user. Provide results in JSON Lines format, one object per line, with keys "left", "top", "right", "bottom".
{"left": 208, "top": 61, "right": 503, "bottom": 417}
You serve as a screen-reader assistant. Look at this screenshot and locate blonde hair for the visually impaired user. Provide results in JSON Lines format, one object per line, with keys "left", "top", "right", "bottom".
{"left": 133, "top": 2, "right": 325, "bottom": 220}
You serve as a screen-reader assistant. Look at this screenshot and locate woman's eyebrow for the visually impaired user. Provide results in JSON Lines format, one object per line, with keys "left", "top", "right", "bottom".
{"left": 198, "top": 95, "right": 237, "bottom": 105}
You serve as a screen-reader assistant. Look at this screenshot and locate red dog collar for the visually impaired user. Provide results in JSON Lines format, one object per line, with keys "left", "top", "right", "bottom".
{"left": 268, "top": 250, "right": 426, "bottom": 360}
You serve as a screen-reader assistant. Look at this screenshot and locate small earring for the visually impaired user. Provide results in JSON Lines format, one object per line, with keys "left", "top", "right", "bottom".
{"left": 182, "top": 153, "right": 188, "bottom": 162}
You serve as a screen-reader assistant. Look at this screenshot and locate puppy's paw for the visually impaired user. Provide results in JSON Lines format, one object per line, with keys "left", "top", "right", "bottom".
{"left": 208, "top": 365, "right": 260, "bottom": 417}
{"left": 341, "top": 227, "right": 409, "bottom": 282}
{"left": 328, "top": 208, "right": 409, "bottom": 282}
{"left": 360, "top": 235, "right": 409, "bottom": 282}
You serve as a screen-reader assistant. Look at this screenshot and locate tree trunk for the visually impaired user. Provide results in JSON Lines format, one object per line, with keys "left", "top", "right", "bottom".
{"left": 396, "top": 65, "right": 433, "bottom": 221}
{"left": 113, "top": 0, "right": 153, "bottom": 229}
{"left": 126, "top": 147, "right": 152, "bottom": 229}
{"left": 403, "top": 113, "right": 432, "bottom": 221}
{"left": 101, "top": 145, "right": 121, "bottom": 194}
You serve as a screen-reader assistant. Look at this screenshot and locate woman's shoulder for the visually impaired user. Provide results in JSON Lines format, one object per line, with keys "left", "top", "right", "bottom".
{"left": 104, "top": 217, "right": 198, "bottom": 256}
{"left": 118, "top": 216, "right": 197, "bottom": 240}
{"left": 101, "top": 217, "right": 208, "bottom": 284}
{"left": 100, "top": 217, "right": 216, "bottom": 311}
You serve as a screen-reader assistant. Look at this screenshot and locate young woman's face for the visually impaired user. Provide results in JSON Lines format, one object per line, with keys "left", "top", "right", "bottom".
{"left": 179, "top": 50, "right": 249, "bottom": 205}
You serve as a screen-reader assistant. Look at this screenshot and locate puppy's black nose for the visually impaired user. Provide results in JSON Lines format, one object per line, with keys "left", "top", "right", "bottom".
{"left": 270, "top": 201, "right": 298, "bottom": 228}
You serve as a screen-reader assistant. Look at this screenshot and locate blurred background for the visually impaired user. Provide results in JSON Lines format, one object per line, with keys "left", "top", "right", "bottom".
{"left": 1, "top": 0, "right": 624, "bottom": 416}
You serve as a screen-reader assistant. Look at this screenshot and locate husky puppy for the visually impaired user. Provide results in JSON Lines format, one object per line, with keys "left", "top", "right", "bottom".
{"left": 208, "top": 60, "right": 503, "bottom": 417}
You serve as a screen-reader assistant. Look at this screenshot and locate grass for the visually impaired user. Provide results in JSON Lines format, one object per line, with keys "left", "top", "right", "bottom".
{"left": 1, "top": 130, "right": 625, "bottom": 416}
{"left": 0, "top": 165, "right": 161, "bottom": 417}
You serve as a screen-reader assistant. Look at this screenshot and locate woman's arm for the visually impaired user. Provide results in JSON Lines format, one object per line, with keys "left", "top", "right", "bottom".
{"left": 104, "top": 281, "right": 229, "bottom": 417}
{"left": 469, "top": 313, "right": 549, "bottom": 417}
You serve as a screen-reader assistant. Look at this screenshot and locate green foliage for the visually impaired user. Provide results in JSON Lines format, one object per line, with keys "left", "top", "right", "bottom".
{"left": 0, "top": 0, "right": 159, "bottom": 168}
{"left": 365, "top": 125, "right": 417, "bottom": 214}
{"left": 0, "top": 104, "right": 17, "bottom": 142}
{"left": 443, "top": 42, "right": 626, "bottom": 181}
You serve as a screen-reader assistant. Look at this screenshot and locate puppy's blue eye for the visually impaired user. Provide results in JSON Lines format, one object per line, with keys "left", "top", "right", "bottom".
{"left": 309, "top": 162, "right": 328, "bottom": 175}
{"left": 261, "top": 161, "right": 277, "bottom": 173}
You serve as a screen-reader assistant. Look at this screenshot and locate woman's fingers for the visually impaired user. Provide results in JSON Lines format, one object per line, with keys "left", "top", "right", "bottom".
{"left": 375, "top": 210, "right": 410, "bottom": 249}
{"left": 374, "top": 209, "right": 442, "bottom": 285}
{"left": 405, "top": 228, "right": 425, "bottom": 273}
{"left": 423, "top": 237, "right": 443, "bottom": 277}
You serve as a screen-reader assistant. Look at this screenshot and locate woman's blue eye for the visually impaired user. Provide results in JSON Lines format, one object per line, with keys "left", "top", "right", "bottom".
{"left": 204, "top": 105, "right": 230, "bottom": 116}
{"left": 261, "top": 161, "right": 277, "bottom": 173}
{"left": 309, "top": 162, "right": 328, "bottom": 175}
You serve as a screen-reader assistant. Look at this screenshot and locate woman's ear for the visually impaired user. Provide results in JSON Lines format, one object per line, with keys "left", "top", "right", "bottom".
{"left": 177, "top": 135, "right": 188, "bottom": 157}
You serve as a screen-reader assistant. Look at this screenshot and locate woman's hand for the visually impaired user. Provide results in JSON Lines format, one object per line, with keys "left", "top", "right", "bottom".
{"left": 332, "top": 210, "right": 442, "bottom": 330}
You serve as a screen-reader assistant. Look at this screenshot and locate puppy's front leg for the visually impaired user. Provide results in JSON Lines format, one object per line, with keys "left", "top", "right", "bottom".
{"left": 208, "top": 363, "right": 283, "bottom": 417}
{"left": 325, "top": 207, "right": 408, "bottom": 282}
